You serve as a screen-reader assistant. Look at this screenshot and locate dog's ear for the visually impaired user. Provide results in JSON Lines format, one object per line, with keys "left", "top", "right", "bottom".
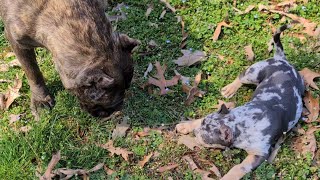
{"left": 219, "top": 124, "right": 233, "bottom": 145}
{"left": 218, "top": 104, "right": 230, "bottom": 114}
{"left": 77, "top": 70, "right": 115, "bottom": 101}
{"left": 118, "top": 34, "right": 140, "bottom": 52}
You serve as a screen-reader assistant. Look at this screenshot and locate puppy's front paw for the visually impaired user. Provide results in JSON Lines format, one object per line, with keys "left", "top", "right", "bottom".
{"left": 176, "top": 123, "right": 194, "bottom": 135}
{"left": 221, "top": 79, "right": 242, "bottom": 98}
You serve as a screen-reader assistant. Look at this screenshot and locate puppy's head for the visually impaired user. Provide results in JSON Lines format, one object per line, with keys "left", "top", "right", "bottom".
{"left": 194, "top": 104, "right": 234, "bottom": 147}
{"left": 70, "top": 34, "right": 139, "bottom": 117}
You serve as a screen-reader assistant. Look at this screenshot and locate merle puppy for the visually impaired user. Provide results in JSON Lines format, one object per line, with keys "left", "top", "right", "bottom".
{"left": 176, "top": 25, "right": 305, "bottom": 179}
{"left": 0, "top": 0, "right": 139, "bottom": 117}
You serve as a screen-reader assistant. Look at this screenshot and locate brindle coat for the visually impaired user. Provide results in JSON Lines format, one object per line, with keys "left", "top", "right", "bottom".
{"left": 0, "top": 0, "right": 139, "bottom": 117}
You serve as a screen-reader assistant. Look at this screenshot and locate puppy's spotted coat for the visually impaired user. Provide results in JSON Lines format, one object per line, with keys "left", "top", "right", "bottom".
{"left": 176, "top": 25, "right": 305, "bottom": 179}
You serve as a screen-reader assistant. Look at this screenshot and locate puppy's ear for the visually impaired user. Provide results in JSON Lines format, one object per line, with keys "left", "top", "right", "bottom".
{"left": 118, "top": 34, "right": 140, "bottom": 52}
{"left": 219, "top": 124, "right": 233, "bottom": 145}
{"left": 218, "top": 104, "right": 230, "bottom": 114}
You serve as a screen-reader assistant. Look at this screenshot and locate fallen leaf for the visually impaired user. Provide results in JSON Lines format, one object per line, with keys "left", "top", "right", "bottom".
{"left": 40, "top": 151, "right": 61, "bottom": 180}
{"left": 144, "top": 61, "right": 180, "bottom": 95}
{"left": 9, "top": 114, "right": 21, "bottom": 124}
{"left": 233, "top": 5, "right": 255, "bottom": 15}
{"left": 181, "top": 72, "right": 206, "bottom": 105}
{"left": 20, "top": 126, "right": 32, "bottom": 133}
{"left": 180, "top": 17, "right": 188, "bottom": 49}
{"left": 213, "top": 100, "right": 236, "bottom": 110}
{"left": 157, "top": 163, "right": 179, "bottom": 173}
{"left": 174, "top": 70, "right": 190, "bottom": 85}
{"left": 244, "top": 45, "right": 255, "bottom": 61}
{"left": 88, "top": 163, "right": 104, "bottom": 173}
{"left": 8, "top": 59, "right": 21, "bottom": 67}
{"left": 145, "top": 4, "right": 154, "bottom": 17}
{"left": 138, "top": 153, "right": 153, "bottom": 168}
{"left": 159, "top": 0, "right": 176, "bottom": 13}
{"left": 194, "top": 169, "right": 212, "bottom": 180}
{"left": 299, "top": 68, "right": 320, "bottom": 90}
{"left": 212, "top": 21, "right": 232, "bottom": 41}
{"left": 104, "top": 165, "right": 116, "bottom": 175}
{"left": 4, "top": 52, "right": 15, "bottom": 59}
{"left": 177, "top": 135, "right": 203, "bottom": 150}
{"left": 98, "top": 140, "right": 133, "bottom": 161}
{"left": 209, "top": 164, "right": 222, "bottom": 178}
{"left": 289, "top": 33, "right": 307, "bottom": 43}
{"left": 276, "top": 0, "right": 297, "bottom": 8}
{"left": 174, "top": 50, "right": 206, "bottom": 67}
{"left": 183, "top": 156, "right": 198, "bottom": 170}
{"left": 107, "top": 3, "right": 127, "bottom": 22}
{"left": 303, "top": 91, "right": 319, "bottom": 122}
{"left": 160, "top": 10, "right": 166, "bottom": 19}
{"left": 112, "top": 116, "right": 130, "bottom": 140}
{"left": 144, "top": 63, "right": 154, "bottom": 78}
{"left": 148, "top": 40, "right": 158, "bottom": 49}
{"left": 292, "top": 126, "right": 319, "bottom": 159}
{"left": 1, "top": 75, "right": 23, "bottom": 110}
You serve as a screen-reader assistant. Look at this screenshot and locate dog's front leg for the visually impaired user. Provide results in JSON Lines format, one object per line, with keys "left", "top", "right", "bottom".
{"left": 221, "top": 154, "right": 266, "bottom": 180}
{"left": 176, "top": 118, "right": 203, "bottom": 134}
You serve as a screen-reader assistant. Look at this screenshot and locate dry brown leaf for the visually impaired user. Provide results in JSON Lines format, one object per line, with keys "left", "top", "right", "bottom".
{"left": 214, "top": 100, "right": 236, "bottom": 110}
{"left": 194, "top": 169, "right": 212, "bottom": 180}
{"left": 4, "top": 52, "right": 15, "bottom": 59}
{"left": 303, "top": 91, "right": 319, "bottom": 123}
{"left": 173, "top": 50, "right": 206, "bottom": 67}
{"left": 180, "top": 72, "right": 206, "bottom": 105}
{"left": 233, "top": 5, "right": 255, "bottom": 15}
{"left": 299, "top": 68, "right": 320, "bottom": 90}
{"left": 177, "top": 135, "right": 203, "bottom": 150}
{"left": 159, "top": 0, "right": 176, "bottom": 13}
{"left": 160, "top": 10, "right": 166, "bottom": 19}
{"left": 209, "top": 164, "right": 222, "bottom": 178}
{"left": 138, "top": 153, "right": 153, "bottom": 167}
{"left": 0, "top": 64, "right": 9, "bottom": 72}
{"left": 174, "top": 70, "right": 190, "bottom": 85}
{"left": 148, "top": 40, "right": 158, "bottom": 49}
{"left": 145, "top": 4, "right": 154, "bottom": 17}
{"left": 157, "top": 163, "right": 179, "bottom": 173}
{"left": 183, "top": 156, "right": 198, "bottom": 170}
{"left": 9, "top": 114, "right": 20, "bottom": 124}
{"left": 292, "top": 126, "right": 319, "bottom": 159}
{"left": 104, "top": 165, "right": 116, "bottom": 175}
{"left": 40, "top": 151, "right": 61, "bottom": 180}
{"left": 212, "top": 21, "right": 232, "bottom": 41}
{"left": 98, "top": 140, "right": 133, "bottom": 161}
{"left": 3, "top": 75, "right": 23, "bottom": 110}
{"left": 144, "top": 61, "right": 180, "bottom": 95}
{"left": 180, "top": 18, "right": 188, "bottom": 49}
{"left": 276, "top": 0, "right": 296, "bottom": 8}
{"left": 289, "top": 33, "right": 307, "bottom": 43}
{"left": 20, "top": 126, "right": 32, "bottom": 133}
{"left": 112, "top": 116, "right": 130, "bottom": 140}
{"left": 88, "top": 163, "right": 104, "bottom": 173}
{"left": 244, "top": 45, "right": 255, "bottom": 61}
{"left": 8, "top": 59, "right": 21, "bottom": 67}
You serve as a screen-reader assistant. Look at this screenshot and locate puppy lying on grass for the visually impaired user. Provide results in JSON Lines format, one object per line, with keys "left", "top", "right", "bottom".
{"left": 176, "top": 24, "right": 305, "bottom": 179}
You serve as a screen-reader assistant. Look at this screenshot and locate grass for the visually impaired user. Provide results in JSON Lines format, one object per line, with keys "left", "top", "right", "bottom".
{"left": 0, "top": 0, "right": 320, "bottom": 179}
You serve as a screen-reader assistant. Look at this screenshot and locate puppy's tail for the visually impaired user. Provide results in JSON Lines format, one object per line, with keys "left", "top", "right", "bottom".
{"left": 273, "top": 24, "right": 291, "bottom": 60}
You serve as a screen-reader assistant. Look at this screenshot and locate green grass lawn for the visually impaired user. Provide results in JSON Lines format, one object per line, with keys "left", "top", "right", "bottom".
{"left": 0, "top": 0, "right": 320, "bottom": 179}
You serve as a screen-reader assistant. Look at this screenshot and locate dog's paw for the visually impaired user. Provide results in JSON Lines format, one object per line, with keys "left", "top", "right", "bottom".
{"left": 221, "top": 80, "right": 242, "bottom": 98}
{"left": 31, "top": 93, "right": 55, "bottom": 118}
{"left": 176, "top": 122, "right": 194, "bottom": 134}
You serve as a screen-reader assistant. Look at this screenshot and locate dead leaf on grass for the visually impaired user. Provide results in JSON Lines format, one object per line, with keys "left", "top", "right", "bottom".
{"left": 157, "top": 163, "right": 179, "bottom": 173}
{"left": 39, "top": 151, "right": 61, "bottom": 180}
{"left": 143, "top": 61, "right": 180, "bottom": 95}
{"left": 0, "top": 64, "right": 9, "bottom": 72}
{"left": 214, "top": 100, "right": 235, "bottom": 111}
{"left": 148, "top": 40, "right": 158, "bottom": 49}
{"left": 177, "top": 135, "right": 203, "bottom": 150}
{"left": 160, "top": 10, "right": 167, "bottom": 19}
{"left": 104, "top": 165, "right": 116, "bottom": 175}
{"left": 299, "top": 68, "right": 320, "bottom": 90}
{"left": 144, "top": 63, "right": 154, "bottom": 78}
{"left": 174, "top": 50, "right": 206, "bottom": 67}
{"left": 183, "top": 156, "right": 198, "bottom": 170}
{"left": 159, "top": 0, "right": 176, "bottom": 13}
{"left": 292, "top": 126, "right": 319, "bottom": 159}
{"left": 4, "top": 52, "right": 15, "bottom": 59}
{"left": 98, "top": 140, "right": 133, "bottom": 161}
{"left": 8, "top": 59, "right": 21, "bottom": 67}
{"left": 1, "top": 75, "right": 23, "bottom": 110}
{"left": 145, "top": 4, "right": 154, "bottom": 17}
{"left": 138, "top": 152, "right": 153, "bottom": 168}
{"left": 180, "top": 17, "right": 188, "bottom": 49}
{"left": 233, "top": 5, "right": 255, "bottom": 15}
{"left": 209, "top": 164, "right": 222, "bottom": 178}
{"left": 182, "top": 72, "right": 206, "bottom": 105}
{"left": 112, "top": 116, "right": 130, "bottom": 140}
{"left": 9, "top": 114, "right": 21, "bottom": 124}
{"left": 212, "top": 21, "right": 232, "bottom": 41}
{"left": 303, "top": 91, "right": 319, "bottom": 123}
{"left": 174, "top": 70, "right": 190, "bottom": 85}
{"left": 244, "top": 45, "right": 255, "bottom": 61}
{"left": 19, "top": 126, "right": 32, "bottom": 133}
{"left": 194, "top": 169, "right": 212, "bottom": 180}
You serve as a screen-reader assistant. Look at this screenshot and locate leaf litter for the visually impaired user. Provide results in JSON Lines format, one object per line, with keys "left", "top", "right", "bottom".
{"left": 138, "top": 152, "right": 153, "bottom": 168}
{"left": 299, "top": 68, "right": 320, "bottom": 90}
{"left": 112, "top": 116, "right": 130, "bottom": 140}
{"left": 303, "top": 91, "right": 319, "bottom": 123}
{"left": 181, "top": 72, "right": 206, "bottom": 105}
{"left": 244, "top": 44, "right": 255, "bottom": 61}
{"left": 97, "top": 140, "right": 133, "bottom": 161}
{"left": 0, "top": 74, "right": 23, "bottom": 110}
{"left": 212, "top": 21, "right": 232, "bottom": 41}
{"left": 292, "top": 126, "right": 319, "bottom": 159}
{"left": 143, "top": 61, "right": 180, "bottom": 95}
{"left": 173, "top": 50, "right": 206, "bottom": 67}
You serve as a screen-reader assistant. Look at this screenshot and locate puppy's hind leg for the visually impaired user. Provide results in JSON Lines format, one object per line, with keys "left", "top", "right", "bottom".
{"left": 221, "top": 154, "right": 267, "bottom": 180}
{"left": 221, "top": 61, "right": 269, "bottom": 98}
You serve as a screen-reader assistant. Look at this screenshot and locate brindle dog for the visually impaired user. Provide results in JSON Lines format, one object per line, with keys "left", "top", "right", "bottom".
{"left": 0, "top": 0, "right": 139, "bottom": 117}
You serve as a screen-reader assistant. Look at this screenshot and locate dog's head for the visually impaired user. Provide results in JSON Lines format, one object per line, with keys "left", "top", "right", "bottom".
{"left": 194, "top": 104, "right": 234, "bottom": 147}
{"left": 70, "top": 33, "right": 139, "bottom": 117}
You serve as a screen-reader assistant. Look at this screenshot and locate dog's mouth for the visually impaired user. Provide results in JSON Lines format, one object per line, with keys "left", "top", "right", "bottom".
{"left": 81, "top": 100, "right": 124, "bottom": 117}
